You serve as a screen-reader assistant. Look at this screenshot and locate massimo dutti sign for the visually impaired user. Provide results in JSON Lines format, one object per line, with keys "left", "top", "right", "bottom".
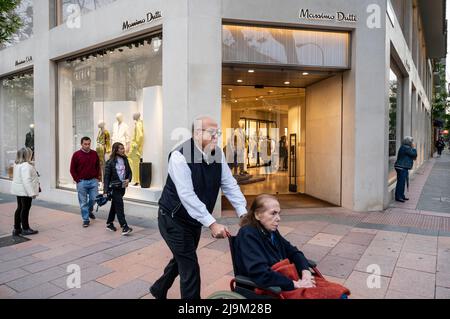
{"left": 15, "top": 56, "right": 32, "bottom": 67}
{"left": 299, "top": 8, "right": 357, "bottom": 23}
{"left": 122, "top": 10, "right": 162, "bottom": 31}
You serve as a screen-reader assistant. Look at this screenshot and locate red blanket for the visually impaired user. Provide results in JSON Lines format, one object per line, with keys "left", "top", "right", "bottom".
{"left": 255, "top": 259, "right": 351, "bottom": 299}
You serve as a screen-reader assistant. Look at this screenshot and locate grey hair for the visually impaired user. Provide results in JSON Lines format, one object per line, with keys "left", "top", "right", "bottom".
{"left": 191, "top": 115, "right": 215, "bottom": 134}
{"left": 402, "top": 136, "right": 414, "bottom": 146}
{"left": 15, "top": 147, "right": 33, "bottom": 164}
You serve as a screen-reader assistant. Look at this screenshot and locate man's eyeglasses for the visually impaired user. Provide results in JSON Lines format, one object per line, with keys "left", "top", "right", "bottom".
{"left": 202, "top": 129, "right": 222, "bottom": 138}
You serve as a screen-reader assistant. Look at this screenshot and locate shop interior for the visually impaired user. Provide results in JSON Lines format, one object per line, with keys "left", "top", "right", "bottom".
{"left": 221, "top": 66, "right": 342, "bottom": 210}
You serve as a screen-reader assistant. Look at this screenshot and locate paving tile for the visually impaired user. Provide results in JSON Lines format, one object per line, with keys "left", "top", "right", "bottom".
{"left": 96, "top": 264, "right": 152, "bottom": 288}
{"left": 299, "top": 244, "right": 332, "bottom": 263}
{"left": 341, "top": 232, "right": 376, "bottom": 246}
{"left": 0, "top": 285, "right": 17, "bottom": 298}
{"left": 402, "top": 234, "right": 438, "bottom": 255}
{"left": 364, "top": 241, "right": 403, "bottom": 258}
{"left": 436, "top": 271, "right": 450, "bottom": 288}
{"left": 372, "top": 231, "right": 407, "bottom": 245}
{"left": 329, "top": 242, "right": 367, "bottom": 261}
{"left": 307, "top": 233, "right": 343, "bottom": 248}
{"left": 0, "top": 256, "right": 40, "bottom": 273}
{"left": 354, "top": 252, "right": 398, "bottom": 277}
{"left": 205, "top": 239, "right": 231, "bottom": 252}
{"left": 385, "top": 289, "right": 428, "bottom": 299}
{"left": 51, "top": 265, "right": 114, "bottom": 289}
{"left": 436, "top": 286, "right": 450, "bottom": 299}
{"left": 389, "top": 268, "right": 435, "bottom": 298}
{"left": 0, "top": 268, "right": 30, "bottom": 285}
{"left": 99, "top": 279, "right": 150, "bottom": 299}
{"left": 344, "top": 271, "right": 390, "bottom": 299}
{"left": 1, "top": 245, "right": 50, "bottom": 261}
{"left": 284, "top": 233, "right": 313, "bottom": 247}
{"left": 396, "top": 252, "right": 436, "bottom": 273}
{"left": 321, "top": 224, "right": 354, "bottom": 236}
{"left": 14, "top": 282, "right": 64, "bottom": 299}
{"left": 317, "top": 255, "right": 358, "bottom": 279}
{"left": 6, "top": 266, "right": 67, "bottom": 292}
{"left": 52, "top": 281, "right": 112, "bottom": 299}
{"left": 350, "top": 228, "right": 378, "bottom": 235}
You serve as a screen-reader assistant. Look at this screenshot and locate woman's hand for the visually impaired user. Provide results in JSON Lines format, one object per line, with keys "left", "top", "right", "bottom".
{"left": 293, "top": 278, "right": 316, "bottom": 289}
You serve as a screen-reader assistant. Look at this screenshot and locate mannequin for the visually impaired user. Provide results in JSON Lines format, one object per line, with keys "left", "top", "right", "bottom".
{"left": 25, "top": 124, "right": 34, "bottom": 152}
{"left": 128, "top": 112, "right": 144, "bottom": 186}
{"left": 96, "top": 121, "right": 111, "bottom": 178}
{"left": 232, "top": 120, "right": 246, "bottom": 175}
{"left": 112, "top": 113, "right": 130, "bottom": 153}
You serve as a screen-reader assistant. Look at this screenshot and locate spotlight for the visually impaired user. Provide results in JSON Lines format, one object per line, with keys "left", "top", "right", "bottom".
{"left": 152, "top": 37, "right": 162, "bottom": 52}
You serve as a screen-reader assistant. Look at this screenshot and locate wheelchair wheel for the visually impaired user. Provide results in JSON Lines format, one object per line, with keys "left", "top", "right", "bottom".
{"left": 206, "top": 291, "right": 247, "bottom": 299}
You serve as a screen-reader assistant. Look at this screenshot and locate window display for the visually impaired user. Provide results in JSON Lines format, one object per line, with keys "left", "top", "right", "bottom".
{"left": 0, "top": 71, "right": 34, "bottom": 179}
{"left": 57, "top": 34, "right": 162, "bottom": 202}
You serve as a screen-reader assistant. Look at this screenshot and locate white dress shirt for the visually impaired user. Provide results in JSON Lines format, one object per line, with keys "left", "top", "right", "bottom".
{"left": 168, "top": 144, "right": 247, "bottom": 227}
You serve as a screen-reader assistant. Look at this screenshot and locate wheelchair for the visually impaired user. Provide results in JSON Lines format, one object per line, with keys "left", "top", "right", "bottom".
{"left": 207, "top": 235, "right": 325, "bottom": 299}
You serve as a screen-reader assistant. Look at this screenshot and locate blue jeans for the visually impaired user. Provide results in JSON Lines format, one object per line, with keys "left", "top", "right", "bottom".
{"left": 76, "top": 179, "right": 99, "bottom": 222}
{"left": 395, "top": 168, "right": 408, "bottom": 200}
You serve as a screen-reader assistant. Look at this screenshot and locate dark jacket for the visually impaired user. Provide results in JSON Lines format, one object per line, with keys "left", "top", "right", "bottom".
{"left": 436, "top": 140, "right": 445, "bottom": 150}
{"left": 394, "top": 145, "right": 417, "bottom": 170}
{"left": 234, "top": 224, "right": 310, "bottom": 291}
{"left": 103, "top": 156, "right": 132, "bottom": 194}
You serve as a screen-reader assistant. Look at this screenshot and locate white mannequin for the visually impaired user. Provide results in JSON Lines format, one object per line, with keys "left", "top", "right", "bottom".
{"left": 112, "top": 113, "right": 130, "bottom": 153}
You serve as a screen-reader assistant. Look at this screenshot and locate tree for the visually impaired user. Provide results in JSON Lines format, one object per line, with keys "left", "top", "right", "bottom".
{"left": 0, "top": 0, "right": 23, "bottom": 46}
{"left": 432, "top": 61, "right": 450, "bottom": 131}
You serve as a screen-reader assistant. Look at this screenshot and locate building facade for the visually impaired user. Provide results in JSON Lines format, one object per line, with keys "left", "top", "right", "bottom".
{"left": 0, "top": 0, "right": 446, "bottom": 218}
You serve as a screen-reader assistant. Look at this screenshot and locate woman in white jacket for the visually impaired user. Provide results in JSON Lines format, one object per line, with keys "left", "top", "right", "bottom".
{"left": 10, "top": 147, "right": 39, "bottom": 236}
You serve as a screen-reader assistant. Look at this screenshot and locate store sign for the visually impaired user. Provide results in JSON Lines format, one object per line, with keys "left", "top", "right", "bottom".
{"left": 299, "top": 8, "right": 357, "bottom": 23}
{"left": 122, "top": 10, "right": 162, "bottom": 31}
{"left": 15, "top": 56, "right": 32, "bottom": 67}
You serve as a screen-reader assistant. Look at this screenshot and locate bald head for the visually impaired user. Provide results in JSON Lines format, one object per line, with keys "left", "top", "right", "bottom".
{"left": 192, "top": 116, "right": 219, "bottom": 151}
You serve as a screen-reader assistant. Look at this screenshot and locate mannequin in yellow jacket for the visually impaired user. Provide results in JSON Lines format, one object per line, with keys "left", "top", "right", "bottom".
{"left": 129, "top": 113, "right": 144, "bottom": 186}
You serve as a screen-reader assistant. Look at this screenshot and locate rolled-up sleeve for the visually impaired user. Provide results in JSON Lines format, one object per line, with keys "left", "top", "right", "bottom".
{"left": 220, "top": 152, "right": 247, "bottom": 217}
{"left": 168, "top": 151, "right": 216, "bottom": 227}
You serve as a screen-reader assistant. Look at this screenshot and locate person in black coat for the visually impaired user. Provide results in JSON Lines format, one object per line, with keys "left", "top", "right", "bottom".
{"left": 394, "top": 136, "right": 417, "bottom": 202}
{"left": 234, "top": 194, "right": 315, "bottom": 291}
{"left": 103, "top": 142, "right": 133, "bottom": 235}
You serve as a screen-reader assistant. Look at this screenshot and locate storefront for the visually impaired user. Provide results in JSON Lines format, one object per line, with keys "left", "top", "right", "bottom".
{"left": 0, "top": 0, "right": 442, "bottom": 217}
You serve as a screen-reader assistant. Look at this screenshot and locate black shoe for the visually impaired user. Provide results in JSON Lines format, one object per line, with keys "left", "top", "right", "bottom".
{"left": 403, "top": 197, "right": 410, "bottom": 201}
{"left": 121, "top": 226, "right": 133, "bottom": 236}
{"left": 106, "top": 223, "right": 117, "bottom": 232}
{"left": 83, "top": 221, "right": 90, "bottom": 228}
{"left": 22, "top": 229, "right": 39, "bottom": 236}
{"left": 89, "top": 212, "right": 96, "bottom": 220}
{"left": 149, "top": 285, "right": 166, "bottom": 300}
{"left": 12, "top": 229, "right": 22, "bottom": 236}
{"left": 395, "top": 198, "right": 405, "bottom": 203}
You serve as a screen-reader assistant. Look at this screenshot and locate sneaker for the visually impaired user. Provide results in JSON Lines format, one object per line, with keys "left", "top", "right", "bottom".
{"left": 89, "top": 212, "right": 96, "bottom": 220}
{"left": 83, "top": 221, "right": 90, "bottom": 228}
{"left": 22, "top": 229, "right": 39, "bottom": 236}
{"left": 106, "top": 223, "right": 117, "bottom": 232}
{"left": 121, "top": 226, "right": 133, "bottom": 236}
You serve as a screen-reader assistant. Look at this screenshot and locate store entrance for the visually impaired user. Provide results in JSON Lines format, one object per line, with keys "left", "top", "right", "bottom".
{"left": 221, "top": 66, "right": 342, "bottom": 210}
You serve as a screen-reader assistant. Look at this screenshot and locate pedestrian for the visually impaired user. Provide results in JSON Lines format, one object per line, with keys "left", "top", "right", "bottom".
{"left": 394, "top": 136, "right": 417, "bottom": 203}
{"left": 10, "top": 147, "right": 40, "bottom": 236}
{"left": 435, "top": 137, "right": 445, "bottom": 157}
{"left": 279, "top": 136, "right": 288, "bottom": 171}
{"left": 150, "top": 116, "right": 247, "bottom": 299}
{"left": 103, "top": 142, "right": 133, "bottom": 235}
{"left": 70, "top": 137, "right": 101, "bottom": 228}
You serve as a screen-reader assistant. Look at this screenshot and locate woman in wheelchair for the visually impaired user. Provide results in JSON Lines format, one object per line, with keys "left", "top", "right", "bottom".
{"left": 234, "top": 194, "right": 350, "bottom": 299}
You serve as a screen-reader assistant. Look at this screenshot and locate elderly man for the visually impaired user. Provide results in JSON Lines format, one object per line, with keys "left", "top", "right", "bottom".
{"left": 150, "top": 116, "right": 247, "bottom": 299}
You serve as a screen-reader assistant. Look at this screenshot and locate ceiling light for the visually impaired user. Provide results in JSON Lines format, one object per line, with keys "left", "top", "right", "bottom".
{"left": 302, "top": 72, "right": 309, "bottom": 76}
{"left": 228, "top": 88, "right": 233, "bottom": 91}
{"left": 152, "top": 37, "right": 162, "bottom": 52}
{"left": 248, "top": 70, "right": 255, "bottom": 73}
{"left": 234, "top": 100, "right": 238, "bottom": 103}
{"left": 237, "top": 79, "right": 243, "bottom": 83}
{"left": 284, "top": 81, "right": 290, "bottom": 85}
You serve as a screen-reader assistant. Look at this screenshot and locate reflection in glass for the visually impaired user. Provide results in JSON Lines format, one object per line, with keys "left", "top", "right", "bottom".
{"left": 60, "top": 0, "right": 117, "bottom": 24}
{"left": 0, "top": 72, "right": 34, "bottom": 179}
{"left": 1, "top": 0, "right": 33, "bottom": 49}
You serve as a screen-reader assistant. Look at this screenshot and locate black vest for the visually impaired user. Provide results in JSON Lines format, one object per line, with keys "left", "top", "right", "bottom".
{"left": 158, "top": 138, "right": 222, "bottom": 228}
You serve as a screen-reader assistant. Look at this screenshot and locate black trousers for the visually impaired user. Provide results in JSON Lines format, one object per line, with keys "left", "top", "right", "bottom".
{"left": 151, "top": 208, "right": 202, "bottom": 299}
{"left": 14, "top": 196, "right": 32, "bottom": 230}
{"left": 106, "top": 188, "right": 128, "bottom": 227}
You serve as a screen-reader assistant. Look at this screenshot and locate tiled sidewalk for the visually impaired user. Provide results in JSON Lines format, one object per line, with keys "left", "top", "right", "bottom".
{"left": 0, "top": 152, "right": 450, "bottom": 299}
